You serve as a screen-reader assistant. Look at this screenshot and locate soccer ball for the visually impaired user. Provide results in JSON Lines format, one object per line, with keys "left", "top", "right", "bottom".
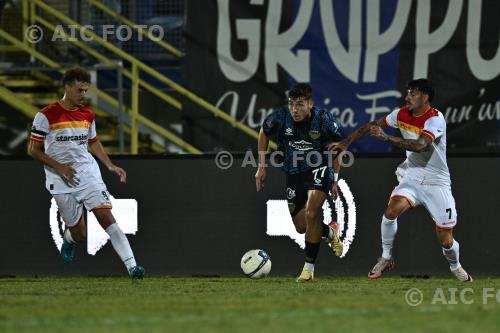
{"left": 240, "top": 249, "right": 272, "bottom": 279}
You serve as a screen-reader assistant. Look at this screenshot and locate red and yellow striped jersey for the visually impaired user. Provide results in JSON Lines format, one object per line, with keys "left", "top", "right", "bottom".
{"left": 385, "top": 106, "right": 450, "bottom": 185}
{"left": 30, "top": 102, "right": 104, "bottom": 194}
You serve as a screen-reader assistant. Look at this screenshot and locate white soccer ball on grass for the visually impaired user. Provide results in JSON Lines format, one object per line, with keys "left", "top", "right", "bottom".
{"left": 240, "top": 249, "right": 272, "bottom": 279}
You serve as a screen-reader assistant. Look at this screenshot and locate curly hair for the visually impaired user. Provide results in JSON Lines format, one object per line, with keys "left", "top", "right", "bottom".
{"left": 62, "top": 67, "right": 91, "bottom": 86}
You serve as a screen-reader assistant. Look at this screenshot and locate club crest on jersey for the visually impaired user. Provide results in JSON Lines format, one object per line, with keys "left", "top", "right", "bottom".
{"left": 309, "top": 130, "right": 320, "bottom": 140}
{"left": 285, "top": 128, "right": 293, "bottom": 136}
{"left": 286, "top": 188, "right": 296, "bottom": 199}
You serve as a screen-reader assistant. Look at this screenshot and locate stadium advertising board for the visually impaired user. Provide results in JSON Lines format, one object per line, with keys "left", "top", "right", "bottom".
{"left": 2, "top": 157, "right": 500, "bottom": 276}
{"left": 183, "top": 0, "right": 500, "bottom": 153}
{"left": 49, "top": 197, "right": 138, "bottom": 256}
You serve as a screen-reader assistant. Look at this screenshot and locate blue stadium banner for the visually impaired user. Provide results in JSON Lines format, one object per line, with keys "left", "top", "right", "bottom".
{"left": 182, "top": 0, "right": 500, "bottom": 153}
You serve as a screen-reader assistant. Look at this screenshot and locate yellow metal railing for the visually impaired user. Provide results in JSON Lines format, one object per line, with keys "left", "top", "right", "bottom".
{"left": 25, "top": 72, "right": 169, "bottom": 153}
{"left": 26, "top": 0, "right": 276, "bottom": 151}
{"left": 32, "top": 16, "right": 182, "bottom": 110}
{"left": 0, "top": 29, "right": 58, "bottom": 67}
{"left": 87, "top": 0, "right": 183, "bottom": 58}
{"left": 0, "top": 45, "right": 21, "bottom": 52}
{"left": 0, "top": 28, "right": 202, "bottom": 154}
{"left": 0, "top": 81, "right": 167, "bottom": 154}
{"left": 0, "top": 85, "right": 39, "bottom": 118}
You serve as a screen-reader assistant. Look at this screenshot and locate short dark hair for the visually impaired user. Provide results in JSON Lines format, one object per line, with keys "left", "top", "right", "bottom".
{"left": 62, "top": 67, "right": 91, "bottom": 86}
{"left": 288, "top": 83, "right": 312, "bottom": 100}
{"left": 406, "top": 78, "right": 434, "bottom": 102}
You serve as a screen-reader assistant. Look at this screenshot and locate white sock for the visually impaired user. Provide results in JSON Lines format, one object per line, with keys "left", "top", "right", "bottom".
{"left": 105, "top": 223, "right": 136, "bottom": 271}
{"left": 381, "top": 215, "right": 398, "bottom": 260}
{"left": 321, "top": 224, "right": 334, "bottom": 241}
{"left": 328, "top": 227, "right": 333, "bottom": 239}
{"left": 64, "top": 228, "right": 75, "bottom": 244}
{"left": 304, "top": 262, "right": 315, "bottom": 272}
{"left": 442, "top": 239, "right": 461, "bottom": 270}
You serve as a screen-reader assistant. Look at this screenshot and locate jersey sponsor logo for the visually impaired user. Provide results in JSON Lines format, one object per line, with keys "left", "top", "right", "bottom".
{"left": 49, "top": 196, "right": 138, "bottom": 255}
{"left": 289, "top": 140, "right": 312, "bottom": 151}
{"left": 55, "top": 134, "right": 88, "bottom": 145}
{"left": 267, "top": 179, "right": 357, "bottom": 258}
{"left": 397, "top": 121, "right": 422, "bottom": 135}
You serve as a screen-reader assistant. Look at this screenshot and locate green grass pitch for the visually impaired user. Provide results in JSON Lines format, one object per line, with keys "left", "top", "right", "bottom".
{"left": 1, "top": 276, "right": 500, "bottom": 333}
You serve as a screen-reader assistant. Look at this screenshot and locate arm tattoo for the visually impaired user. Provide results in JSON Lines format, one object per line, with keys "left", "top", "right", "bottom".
{"left": 385, "top": 135, "right": 431, "bottom": 152}
{"left": 347, "top": 118, "right": 386, "bottom": 144}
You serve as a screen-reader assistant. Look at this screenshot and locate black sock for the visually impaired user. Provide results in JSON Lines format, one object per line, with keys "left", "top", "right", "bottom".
{"left": 321, "top": 223, "right": 330, "bottom": 238}
{"left": 305, "top": 241, "right": 320, "bottom": 263}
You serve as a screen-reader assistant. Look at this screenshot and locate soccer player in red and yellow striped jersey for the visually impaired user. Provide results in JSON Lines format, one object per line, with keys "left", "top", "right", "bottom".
{"left": 29, "top": 67, "right": 144, "bottom": 279}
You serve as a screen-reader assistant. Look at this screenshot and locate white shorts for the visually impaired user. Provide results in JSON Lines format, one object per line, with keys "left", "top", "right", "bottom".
{"left": 391, "top": 179, "right": 457, "bottom": 228}
{"left": 53, "top": 183, "right": 112, "bottom": 227}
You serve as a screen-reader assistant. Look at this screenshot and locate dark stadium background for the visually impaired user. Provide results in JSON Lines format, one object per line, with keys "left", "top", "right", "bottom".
{"left": 0, "top": 0, "right": 499, "bottom": 276}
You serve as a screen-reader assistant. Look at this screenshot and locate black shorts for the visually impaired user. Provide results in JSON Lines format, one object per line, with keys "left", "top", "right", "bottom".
{"left": 286, "top": 166, "right": 334, "bottom": 217}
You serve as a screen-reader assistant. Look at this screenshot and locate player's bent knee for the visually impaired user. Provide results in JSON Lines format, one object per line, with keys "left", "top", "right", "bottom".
{"left": 441, "top": 239, "right": 453, "bottom": 249}
{"left": 439, "top": 235, "right": 454, "bottom": 248}
{"left": 383, "top": 208, "right": 399, "bottom": 220}
{"left": 385, "top": 196, "right": 412, "bottom": 220}
{"left": 304, "top": 208, "right": 320, "bottom": 224}
{"left": 384, "top": 205, "right": 406, "bottom": 220}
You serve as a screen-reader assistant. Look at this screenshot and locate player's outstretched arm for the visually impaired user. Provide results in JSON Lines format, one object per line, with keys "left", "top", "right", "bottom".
{"left": 255, "top": 128, "right": 269, "bottom": 192}
{"left": 327, "top": 117, "right": 387, "bottom": 152}
{"left": 89, "top": 140, "right": 127, "bottom": 183}
{"left": 370, "top": 126, "right": 432, "bottom": 153}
